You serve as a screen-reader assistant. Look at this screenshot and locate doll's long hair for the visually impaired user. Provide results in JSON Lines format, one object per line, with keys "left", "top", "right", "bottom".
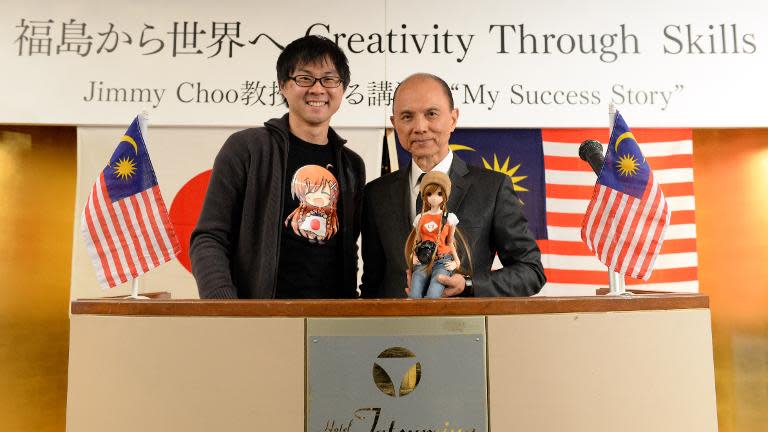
{"left": 404, "top": 183, "right": 473, "bottom": 276}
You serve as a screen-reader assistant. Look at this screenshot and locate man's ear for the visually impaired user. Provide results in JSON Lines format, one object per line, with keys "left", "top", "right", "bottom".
{"left": 449, "top": 108, "right": 459, "bottom": 131}
{"left": 278, "top": 82, "right": 288, "bottom": 106}
{"left": 390, "top": 115, "right": 396, "bottom": 128}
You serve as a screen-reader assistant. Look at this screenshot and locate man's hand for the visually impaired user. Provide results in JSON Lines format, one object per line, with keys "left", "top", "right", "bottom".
{"left": 436, "top": 274, "right": 466, "bottom": 297}
{"left": 444, "top": 259, "right": 460, "bottom": 271}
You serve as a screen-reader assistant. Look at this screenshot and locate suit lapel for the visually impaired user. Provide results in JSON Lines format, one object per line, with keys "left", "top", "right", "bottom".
{"left": 448, "top": 156, "right": 470, "bottom": 212}
{"left": 389, "top": 164, "right": 413, "bottom": 238}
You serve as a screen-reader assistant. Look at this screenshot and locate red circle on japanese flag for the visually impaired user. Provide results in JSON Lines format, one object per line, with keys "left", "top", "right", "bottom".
{"left": 169, "top": 170, "right": 211, "bottom": 273}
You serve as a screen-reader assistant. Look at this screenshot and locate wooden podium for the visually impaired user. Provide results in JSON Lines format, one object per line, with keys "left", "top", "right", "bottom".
{"left": 67, "top": 295, "right": 717, "bottom": 431}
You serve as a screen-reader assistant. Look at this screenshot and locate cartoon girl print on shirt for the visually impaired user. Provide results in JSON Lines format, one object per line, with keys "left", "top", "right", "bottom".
{"left": 284, "top": 164, "right": 339, "bottom": 243}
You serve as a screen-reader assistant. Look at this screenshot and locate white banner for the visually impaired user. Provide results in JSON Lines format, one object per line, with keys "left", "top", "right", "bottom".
{"left": 3, "top": 0, "right": 767, "bottom": 127}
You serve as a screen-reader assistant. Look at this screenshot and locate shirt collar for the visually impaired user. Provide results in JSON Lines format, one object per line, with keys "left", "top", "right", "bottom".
{"left": 410, "top": 151, "right": 453, "bottom": 190}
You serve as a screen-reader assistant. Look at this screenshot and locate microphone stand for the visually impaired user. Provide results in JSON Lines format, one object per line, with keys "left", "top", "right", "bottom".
{"left": 607, "top": 103, "right": 627, "bottom": 296}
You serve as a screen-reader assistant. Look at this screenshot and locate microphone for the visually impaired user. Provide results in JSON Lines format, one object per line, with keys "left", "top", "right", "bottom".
{"left": 578, "top": 139, "right": 605, "bottom": 175}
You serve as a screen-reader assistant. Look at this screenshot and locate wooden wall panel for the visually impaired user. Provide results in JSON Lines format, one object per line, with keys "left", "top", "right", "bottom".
{"left": 0, "top": 126, "right": 75, "bottom": 432}
{"left": 693, "top": 129, "right": 768, "bottom": 432}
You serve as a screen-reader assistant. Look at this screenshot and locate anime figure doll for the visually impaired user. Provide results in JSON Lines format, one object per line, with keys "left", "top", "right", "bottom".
{"left": 284, "top": 164, "right": 339, "bottom": 243}
{"left": 404, "top": 171, "right": 468, "bottom": 298}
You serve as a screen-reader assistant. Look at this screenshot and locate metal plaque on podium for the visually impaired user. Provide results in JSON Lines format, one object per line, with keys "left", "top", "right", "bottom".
{"left": 307, "top": 316, "right": 487, "bottom": 432}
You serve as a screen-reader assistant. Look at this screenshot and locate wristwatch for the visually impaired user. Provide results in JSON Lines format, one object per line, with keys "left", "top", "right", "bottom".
{"left": 463, "top": 275, "right": 474, "bottom": 296}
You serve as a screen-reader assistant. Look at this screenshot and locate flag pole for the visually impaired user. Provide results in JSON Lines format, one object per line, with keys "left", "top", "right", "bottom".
{"left": 126, "top": 109, "right": 151, "bottom": 300}
{"left": 139, "top": 109, "right": 149, "bottom": 137}
{"left": 125, "top": 277, "right": 148, "bottom": 300}
{"left": 607, "top": 103, "right": 628, "bottom": 296}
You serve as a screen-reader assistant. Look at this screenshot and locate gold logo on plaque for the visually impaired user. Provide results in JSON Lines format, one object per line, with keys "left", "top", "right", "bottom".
{"left": 372, "top": 347, "right": 421, "bottom": 397}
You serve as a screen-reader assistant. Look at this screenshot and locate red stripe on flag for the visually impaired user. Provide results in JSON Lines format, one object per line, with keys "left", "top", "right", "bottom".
{"left": 546, "top": 184, "right": 594, "bottom": 199}
{"left": 544, "top": 154, "right": 692, "bottom": 172}
{"left": 100, "top": 179, "right": 139, "bottom": 277}
{"left": 548, "top": 210, "right": 694, "bottom": 228}
{"left": 152, "top": 186, "right": 181, "bottom": 254}
{"left": 130, "top": 195, "right": 161, "bottom": 268}
{"left": 659, "top": 238, "right": 697, "bottom": 253}
{"left": 627, "top": 267, "right": 698, "bottom": 285}
{"left": 623, "top": 184, "right": 660, "bottom": 277}
{"left": 542, "top": 129, "right": 610, "bottom": 143}
{"left": 537, "top": 240, "right": 593, "bottom": 256}
{"left": 611, "top": 195, "right": 642, "bottom": 270}
{"left": 544, "top": 156, "right": 596, "bottom": 172}
{"left": 631, "top": 129, "right": 693, "bottom": 142}
{"left": 547, "top": 212, "right": 586, "bottom": 227}
{"left": 540, "top": 238, "right": 696, "bottom": 256}
{"left": 544, "top": 175, "right": 692, "bottom": 200}
{"left": 141, "top": 190, "right": 172, "bottom": 263}
{"left": 603, "top": 194, "right": 634, "bottom": 265}
{"left": 585, "top": 185, "right": 611, "bottom": 250}
{"left": 543, "top": 268, "right": 605, "bottom": 284}
{"left": 545, "top": 267, "right": 698, "bottom": 285}
{"left": 117, "top": 198, "right": 150, "bottom": 274}
{"left": 636, "top": 197, "right": 669, "bottom": 279}
{"left": 542, "top": 128, "right": 692, "bottom": 143}
{"left": 83, "top": 181, "right": 116, "bottom": 287}
{"left": 614, "top": 195, "right": 648, "bottom": 273}
{"left": 600, "top": 193, "right": 626, "bottom": 259}
{"left": 92, "top": 177, "right": 127, "bottom": 284}
{"left": 593, "top": 190, "right": 622, "bottom": 260}
{"left": 670, "top": 210, "right": 696, "bottom": 225}
{"left": 658, "top": 182, "right": 694, "bottom": 197}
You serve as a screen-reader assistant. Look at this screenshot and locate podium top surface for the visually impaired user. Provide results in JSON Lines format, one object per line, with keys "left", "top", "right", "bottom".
{"left": 70, "top": 294, "right": 708, "bottom": 317}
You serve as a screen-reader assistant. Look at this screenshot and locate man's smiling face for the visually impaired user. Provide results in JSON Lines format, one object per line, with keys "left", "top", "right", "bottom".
{"left": 280, "top": 57, "right": 344, "bottom": 132}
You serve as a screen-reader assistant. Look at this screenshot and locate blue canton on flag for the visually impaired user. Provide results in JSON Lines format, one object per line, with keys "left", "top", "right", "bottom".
{"left": 102, "top": 118, "right": 159, "bottom": 201}
{"left": 598, "top": 113, "right": 650, "bottom": 198}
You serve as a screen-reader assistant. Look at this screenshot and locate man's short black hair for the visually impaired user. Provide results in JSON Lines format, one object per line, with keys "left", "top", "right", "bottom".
{"left": 276, "top": 35, "right": 351, "bottom": 89}
{"left": 393, "top": 73, "right": 455, "bottom": 111}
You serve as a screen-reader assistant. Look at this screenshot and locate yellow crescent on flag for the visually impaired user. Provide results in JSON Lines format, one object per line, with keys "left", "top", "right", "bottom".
{"left": 449, "top": 144, "right": 476, "bottom": 152}
{"left": 121, "top": 135, "right": 139, "bottom": 154}
{"left": 614, "top": 132, "right": 635, "bottom": 152}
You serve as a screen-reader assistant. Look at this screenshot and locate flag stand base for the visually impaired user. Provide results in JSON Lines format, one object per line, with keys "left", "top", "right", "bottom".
{"left": 122, "top": 294, "right": 150, "bottom": 300}
{"left": 608, "top": 270, "right": 629, "bottom": 296}
{"left": 122, "top": 278, "right": 148, "bottom": 300}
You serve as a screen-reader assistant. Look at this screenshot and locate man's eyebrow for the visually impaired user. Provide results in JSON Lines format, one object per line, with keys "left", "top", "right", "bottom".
{"left": 397, "top": 105, "right": 443, "bottom": 114}
{"left": 296, "top": 67, "right": 338, "bottom": 75}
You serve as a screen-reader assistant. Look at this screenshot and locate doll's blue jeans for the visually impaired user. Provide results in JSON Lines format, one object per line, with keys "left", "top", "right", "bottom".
{"left": 410, "top": 257, "right": 453, "bottom": 299}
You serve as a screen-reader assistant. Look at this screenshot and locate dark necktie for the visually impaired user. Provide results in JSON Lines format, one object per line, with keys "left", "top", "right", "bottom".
{"left": 415, "top": 172, "right": 426, "bottom": 216}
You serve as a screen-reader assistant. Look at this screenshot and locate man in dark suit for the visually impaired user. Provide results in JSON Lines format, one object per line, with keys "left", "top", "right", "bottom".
{"left": 360, "top": 73, "right": 545, "bottom": 298}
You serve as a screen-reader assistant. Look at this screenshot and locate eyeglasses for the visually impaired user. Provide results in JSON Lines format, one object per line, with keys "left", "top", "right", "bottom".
{"left": 289, "top": 75, "right": 343, "bottom": 88}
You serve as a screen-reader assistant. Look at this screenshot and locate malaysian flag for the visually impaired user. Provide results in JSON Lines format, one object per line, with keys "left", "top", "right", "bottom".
{"left": 580, "top": 111, "right": 671, "bottom": 281}
{"left": 393, "top": 123, "right": 697, "bottom": 295}
{"left": 80, "top": 115, "right": 180, "bottom": 289}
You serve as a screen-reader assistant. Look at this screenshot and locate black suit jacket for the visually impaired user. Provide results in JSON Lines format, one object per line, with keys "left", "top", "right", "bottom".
{"left": 360, "top": 156, "right": 546, "bottom": 298}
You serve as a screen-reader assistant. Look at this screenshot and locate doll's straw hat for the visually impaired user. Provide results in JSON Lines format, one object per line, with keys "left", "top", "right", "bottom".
{"left": 420, "top": 171, "right": 451, "bottom": 197}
